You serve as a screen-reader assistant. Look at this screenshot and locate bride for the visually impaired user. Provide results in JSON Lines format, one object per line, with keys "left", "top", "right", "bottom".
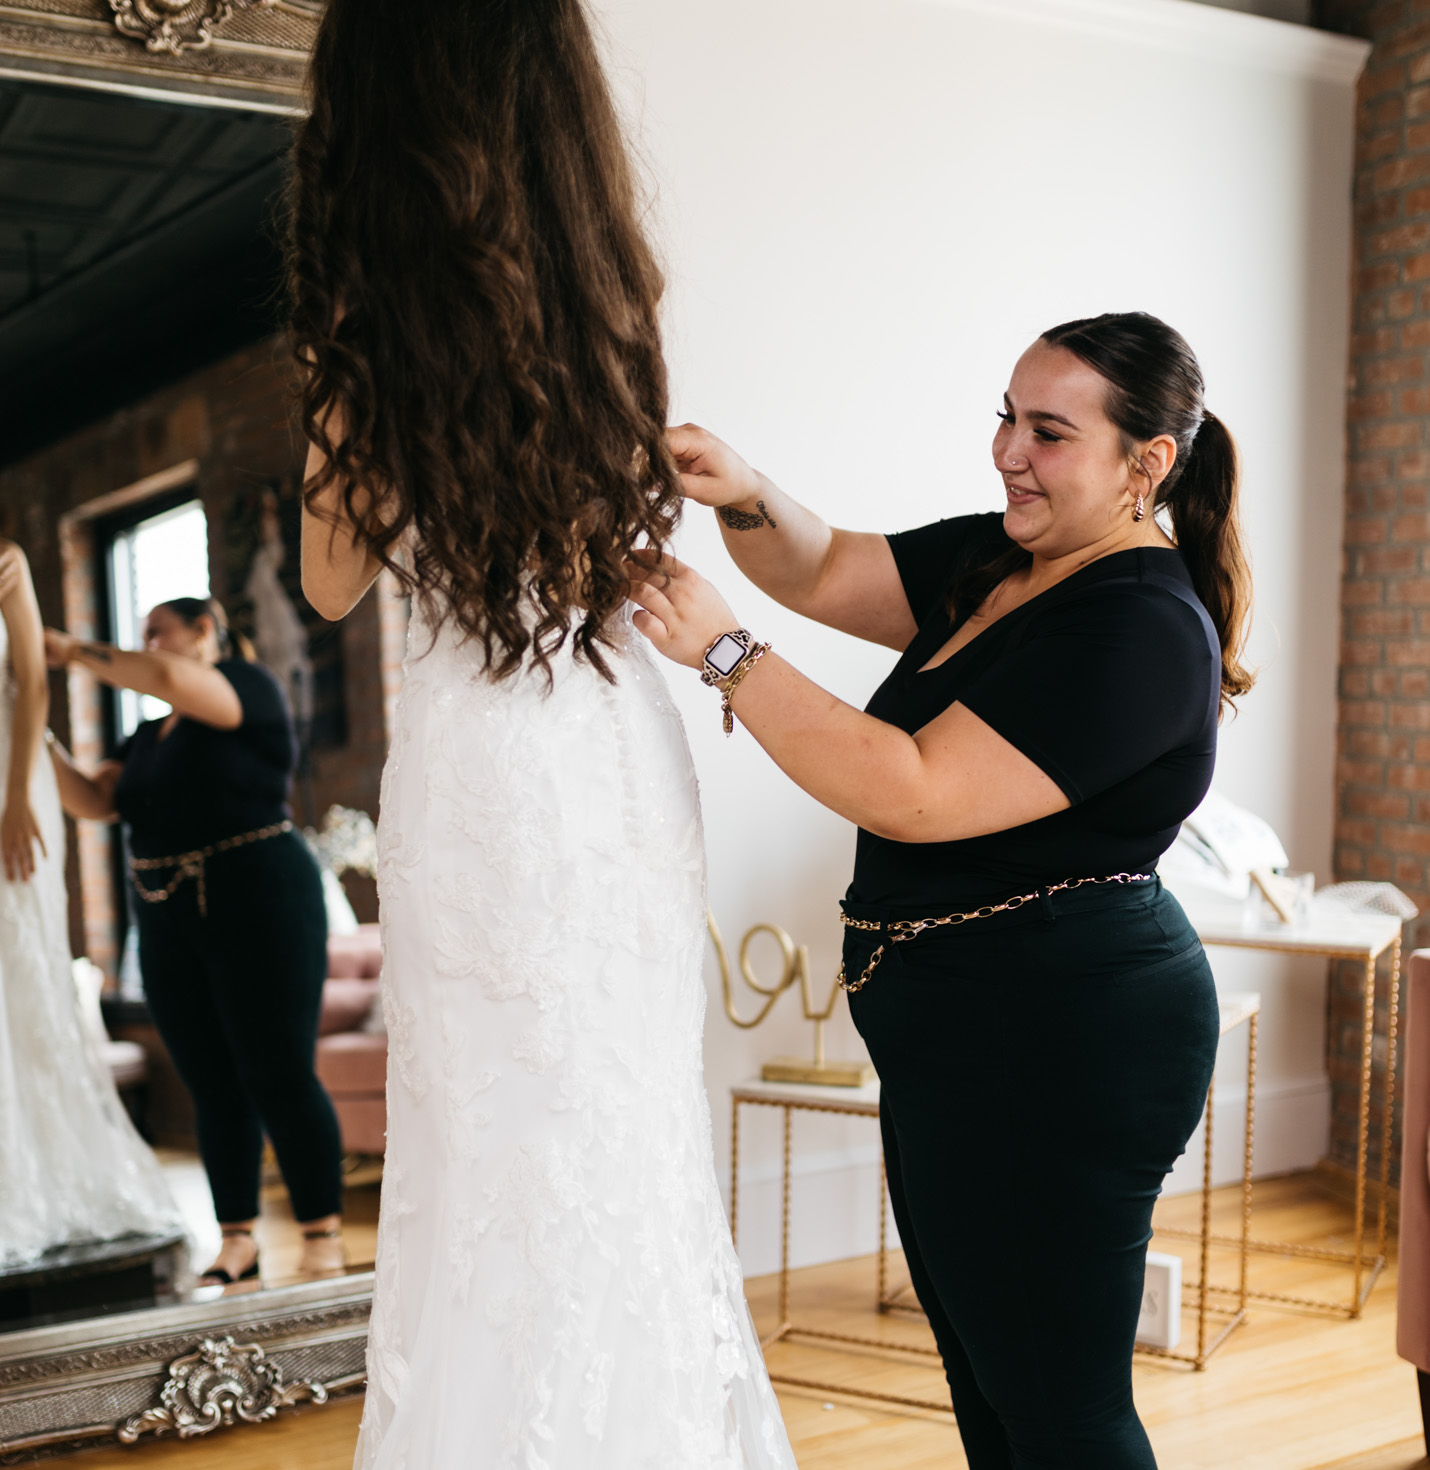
{"left": 291, "top": 2, "right": 794, "bottom": 1467}
{"left": 0, "top": 540, "right": 180, "bottom": 1268}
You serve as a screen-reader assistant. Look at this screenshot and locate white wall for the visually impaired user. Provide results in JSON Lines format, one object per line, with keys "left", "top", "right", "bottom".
{"left": 596, "top": 0, "right": 1368, "bottom": 1274}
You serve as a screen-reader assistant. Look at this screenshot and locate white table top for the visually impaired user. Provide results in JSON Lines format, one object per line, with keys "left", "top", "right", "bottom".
{"left": 731, "top": 1076, "right": 881, "bottom": 1113}
{"left": 1218, "top": 990, "right": 1260, "bottom": 1036}
{"left": 1180, "top": 898, "right": 1403, "bottom": 959}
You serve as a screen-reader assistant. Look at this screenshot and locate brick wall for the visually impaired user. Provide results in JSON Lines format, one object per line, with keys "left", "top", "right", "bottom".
{"left": 0, "top": 336, "right": 396, "bottom": 965}
{"left": 1315, "top": 0, "right": 1430, "bottom": 1185}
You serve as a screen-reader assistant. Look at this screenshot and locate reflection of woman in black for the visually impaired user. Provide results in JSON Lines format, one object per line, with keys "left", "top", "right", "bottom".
{"left": 43, "top": 597, "right": 343, "bottom": 1284}
{"left": 633, "top": 313, "right": 1250, "bottom": 1467}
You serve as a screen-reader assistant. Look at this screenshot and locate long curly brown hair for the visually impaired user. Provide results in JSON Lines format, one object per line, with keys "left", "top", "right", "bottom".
{"left": 288, "top": 0, "right": 680, "bottom": 681}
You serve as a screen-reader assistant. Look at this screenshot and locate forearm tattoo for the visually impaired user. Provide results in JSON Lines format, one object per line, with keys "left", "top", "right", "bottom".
{"left": 79, "top": 642, "right": 113, "bottom": 664}
{"left": 717, "top": 500, "right": 779, "bottom": 532}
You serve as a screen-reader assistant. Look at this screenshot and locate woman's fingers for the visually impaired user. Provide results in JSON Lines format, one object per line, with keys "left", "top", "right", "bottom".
{"left": 627, "top": 546, "right": 682, "bottom": 577}
{"left": 630, "top": 607, "right": 670, "bottom": 648}
{"left": 628, "top": 574, "right": 676, "bottom": 623}
{"left": 665, "top": 423, "right": 758, "bottom": 507}
{"left": 42, "top": 629, "right": 69, "bottom": 669}
{"left": 1, "top": 811, "right": 46, "bottom": 883}
{"left": 628, "top": 550, "right": 738, "bottom": 670}
{"left": 666, "top": 423, "right": 714, "bottom": 469}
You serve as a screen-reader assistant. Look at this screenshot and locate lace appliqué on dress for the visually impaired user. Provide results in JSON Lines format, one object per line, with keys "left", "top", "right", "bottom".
{"left": 358, "top": 607, "right": 793, "bottom": 1470}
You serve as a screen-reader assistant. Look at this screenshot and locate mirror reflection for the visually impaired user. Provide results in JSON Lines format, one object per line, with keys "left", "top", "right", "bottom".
{"left": 0, "top": 71, "right": 381, "bottom": 1338}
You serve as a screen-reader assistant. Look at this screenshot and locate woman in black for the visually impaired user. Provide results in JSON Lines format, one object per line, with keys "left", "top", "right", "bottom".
{"left": 631, "top": 312, "right": 1250, "bottom": 1468}
{"left": 43, "top": 597, "right": 344, "bottom": 1285}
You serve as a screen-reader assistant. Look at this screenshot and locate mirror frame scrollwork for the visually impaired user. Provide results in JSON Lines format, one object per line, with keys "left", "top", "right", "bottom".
{"left": 0, "top": 1274, "right": 371, "bottom": 1463}
{"left": 107, "top": 2, "right": 279, "bottom": 58}
{"left": 117, "top": 1335, "right": 328, "bottom": 1444}
{"left": 0, "top": 0, "right": 320, "bottom": 113}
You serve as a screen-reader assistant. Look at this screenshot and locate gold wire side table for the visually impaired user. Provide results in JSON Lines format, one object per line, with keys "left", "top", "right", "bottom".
{"left": 1141, "top": 991, "right": 1259, "bottom": 1370}
{"left": 1180, "top": 901, "right": 1404, "bottom": 1318}
{"left": 728, "top": 1077, "right": 951, "bottom": 1416}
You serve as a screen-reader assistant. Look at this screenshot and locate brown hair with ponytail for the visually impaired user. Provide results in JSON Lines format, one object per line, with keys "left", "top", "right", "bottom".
{"left": 156, "top": 597, "right": 258, "bottom": 664}
{"left": 953, "top": 311, "right": 1254, "bottom": 714}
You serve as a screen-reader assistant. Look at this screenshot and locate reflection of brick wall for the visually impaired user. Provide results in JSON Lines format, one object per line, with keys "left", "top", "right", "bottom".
{"left": 1316, "top": 0, "right": 1430, "bottom": 1185}
{"left": 0, "top": 335, "right": 397, "bottom": 967}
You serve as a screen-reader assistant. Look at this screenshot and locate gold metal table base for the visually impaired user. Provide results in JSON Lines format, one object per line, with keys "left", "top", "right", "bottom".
{"left": 1138, "top": 996, "right": 1259, "bottom": 1370}
{"left": 732, "top": 994, "right": 1262, "bottom": 1408}
{"left": 730, "top": 1082, "right": 952, "bottom": 1419}
{"left": 1185, "top": 926, "right": 1403, "bottom": 1319}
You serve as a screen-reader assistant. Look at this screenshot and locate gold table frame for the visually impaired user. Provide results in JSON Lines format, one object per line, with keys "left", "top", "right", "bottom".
{"left": 1140, "top": 992, "right": 1259, "bottom": 1369}
{"left": 729, "top": 1000, "right": 1261, "bottom": 1413}
{"left": 729, "top": 1079, "right": 950, "bottom": 1416}
{"left": 1180, "top": 902, "right": 1404, "bottom": 1318}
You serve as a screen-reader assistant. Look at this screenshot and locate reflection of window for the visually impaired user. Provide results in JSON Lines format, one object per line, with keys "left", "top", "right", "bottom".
{"left": 106, "top": 500, "right": 210, "bottom": 739}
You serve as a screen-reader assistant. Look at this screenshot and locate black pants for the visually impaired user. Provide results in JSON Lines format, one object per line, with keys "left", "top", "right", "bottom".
{"left": 846, "top": 878, "right": 1218, "bottom": 1470}
{"left": 135, "top": 830, "right": 343, "bottom": 1224}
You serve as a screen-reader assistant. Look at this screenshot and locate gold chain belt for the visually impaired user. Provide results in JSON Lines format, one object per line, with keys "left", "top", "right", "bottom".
{"left": 836, "top": 872, "right": 1156, "bottom": 993}
{"left": 130, "top": 820, "right": 294, "bottom": 919}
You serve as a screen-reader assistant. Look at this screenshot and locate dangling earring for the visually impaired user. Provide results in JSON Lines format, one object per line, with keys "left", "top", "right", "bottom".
{"left": 1133, "top": 491, "right": 1146, "bottom": 522}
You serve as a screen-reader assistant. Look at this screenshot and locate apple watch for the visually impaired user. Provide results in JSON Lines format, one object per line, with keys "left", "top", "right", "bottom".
{"left": 700, "top": 629, "right": 754, "bottom": 687}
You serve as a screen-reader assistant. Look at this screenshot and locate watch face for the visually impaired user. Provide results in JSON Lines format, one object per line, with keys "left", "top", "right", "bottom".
{"left": 706, "top": 634, "right": 746, "bottom": 677}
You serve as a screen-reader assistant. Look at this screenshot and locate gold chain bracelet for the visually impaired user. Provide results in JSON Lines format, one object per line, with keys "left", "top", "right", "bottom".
{"left": 836, "top": 871, "right": 1155, "bottom": 993}
{"left": 717, "top": 642, "right": 771, "bottom": 736}
{"left": 130, "top": 819, "right": 294, "bottom": 919}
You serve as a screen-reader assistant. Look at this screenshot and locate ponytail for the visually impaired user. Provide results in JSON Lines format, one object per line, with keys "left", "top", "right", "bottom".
{"left": 1040, "top": 312, "right": 1254, "bottom": 716}
{"left": 1158, "top": 411, "right": 1253, "bottom": 708}
{"left": 156, "top": 596, "right": 257, "bottom": 663}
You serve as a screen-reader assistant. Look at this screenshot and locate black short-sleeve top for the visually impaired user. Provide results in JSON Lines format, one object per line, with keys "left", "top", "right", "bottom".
{"left": 851, "top": 513, "right": 1221, "bottom": 910}
{"left": 113, "top": 658, "right": 297, "bottom": 860}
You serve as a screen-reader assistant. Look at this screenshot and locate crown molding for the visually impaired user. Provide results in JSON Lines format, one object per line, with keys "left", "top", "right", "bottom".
{"left": 926, "top": 0, "right": 1370, "bottom": 87}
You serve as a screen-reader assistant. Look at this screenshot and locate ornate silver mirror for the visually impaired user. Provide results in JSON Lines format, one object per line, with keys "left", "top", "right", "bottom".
{"left": 0, "top": 5, "right": 377, "bottom": 1461}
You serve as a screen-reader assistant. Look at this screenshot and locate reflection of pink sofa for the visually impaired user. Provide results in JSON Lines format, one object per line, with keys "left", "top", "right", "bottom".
{"left": 1397, "top": 949, "right": 1430, "bottom": 1452}
{"left": 317, "top": 924, "right": 387, "bottom": 1156}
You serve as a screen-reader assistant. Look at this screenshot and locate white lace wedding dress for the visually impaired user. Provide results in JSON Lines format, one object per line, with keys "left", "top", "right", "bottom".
{"left": 360, "top": 602, "right": 795, "bottom": 1470}
{"left": 0, "top": 620, "right": 181, "bottom": 1268}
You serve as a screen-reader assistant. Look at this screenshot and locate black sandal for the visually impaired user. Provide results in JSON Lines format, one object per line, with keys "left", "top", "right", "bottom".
{"left": 200, "top": 1227, "right": 260, "bottom": 1285}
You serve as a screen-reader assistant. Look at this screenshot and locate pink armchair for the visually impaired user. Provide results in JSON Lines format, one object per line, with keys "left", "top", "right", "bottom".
{"left": 317, "top": 924, "right": 387, "bottom": 1155}
{"left": 1397, "top": 948, "right": 1430, "bottom": 1451}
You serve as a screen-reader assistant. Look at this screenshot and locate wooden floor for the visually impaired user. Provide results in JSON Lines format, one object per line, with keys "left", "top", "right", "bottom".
{"left": 52, "top": 1175, "right": 1428, "bottom": 1469}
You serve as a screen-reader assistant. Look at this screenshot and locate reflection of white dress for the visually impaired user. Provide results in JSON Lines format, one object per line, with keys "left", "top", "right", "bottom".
{"left": 0, "top": 620, "right": 181, "bottom": 1267}
{"left": 360, "top": 603, "right": 794, "bottom": 1470}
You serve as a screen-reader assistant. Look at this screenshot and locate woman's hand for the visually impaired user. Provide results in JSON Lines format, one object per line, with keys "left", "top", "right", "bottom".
{"left": 667, "top": 424, "right": 765, "bottom": 508}
{"left": 43, "top": 629, "right": 75, "bottom": 669}
{"left": 627, "top": 550, "right": 740, "bottom": 669}
{"left": 1, "top": 797, "right": 46, "bottom": 883}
